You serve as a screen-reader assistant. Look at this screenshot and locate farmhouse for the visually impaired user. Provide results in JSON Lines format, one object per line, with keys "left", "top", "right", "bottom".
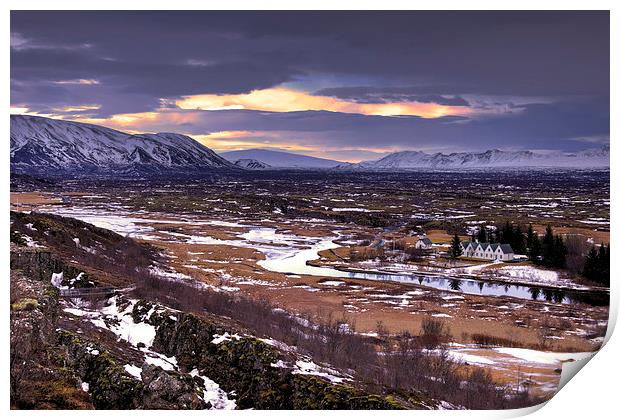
{"left": 414, "top": 237, "right": 433, "bottom": 249}
{"left": 461, "top": 241, "right": 515, "bottom": 261}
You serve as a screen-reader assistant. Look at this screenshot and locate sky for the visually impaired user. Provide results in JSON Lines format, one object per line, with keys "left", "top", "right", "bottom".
{"left": 10, "top": 11, "right": 609, "bottom": 162}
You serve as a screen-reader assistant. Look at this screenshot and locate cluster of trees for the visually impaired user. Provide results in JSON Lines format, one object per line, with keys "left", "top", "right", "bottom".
{"left": 527, "top": 225, "right": 568, "bottom": 269}
{"left": 414, "top": 219, "right": 609, "bottom": 286}
{"left": 476, "top": 222, "right": 527, "bottom": 254}
{"left": 473, "top": 222, "right": 609, "bottom": 285}
{"left": 583, "top": 243, "right": 610, "bottom": 286}
{"left": 475, "top": 222, "right": 568, "bottom": 269}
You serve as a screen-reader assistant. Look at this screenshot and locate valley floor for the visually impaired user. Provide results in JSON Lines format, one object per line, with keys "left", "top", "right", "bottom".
{"left": 9, "top": 171, "right": 610, "bottom": 408}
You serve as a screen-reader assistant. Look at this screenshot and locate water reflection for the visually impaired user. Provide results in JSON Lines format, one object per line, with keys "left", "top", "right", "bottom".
{"left": 337, "top": 269, "right": 607, "bottom": 306}
{"left": 449, "top": 279, "right": 462, "bottom": 291}
{"left": 257, "top": 237, "right": 608, "bottom": 306}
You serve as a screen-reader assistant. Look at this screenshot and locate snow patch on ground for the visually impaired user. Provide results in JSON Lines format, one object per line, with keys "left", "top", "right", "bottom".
{"left": 447, "top": 350, "right": 495, "bottom": 365}
{"left": 124, "top": 364, "right": 142, "bottom": 379}
{"left": 97, "top": 297, "right": 157, "bottom": 347}
{"left": 259, "top": 337, "right": 298, "bottom": 353}
{"left": 494, "top": 347, "right": 595, "bottom": 365}
{"left": 144, "top": 353, "right": 178, "bottom": 371}
{"left": 51, "top": 272, "right": 64, "bottom": 288}
{"left": 21, "top": 233, "right": 43, "bottom": 248}
{"left": 189, "top": 369, "right": 237, "bottom": 410}
{"left": 319, "top": 280, "right": 346, "bottom": 286}
{"left": 331, "top": 207, "right": 375, "bottom": 213}
{"left": 211, "top": 332, "right": 242, "bottom": 345}
{"left": 291, "top": 359, "right": 351, "bottom": 383}
{"left": 493, "top": 265, "right": 559, "bottom": 283}
{"left": 441, "top": 295, "right": 464, "bottom": 300}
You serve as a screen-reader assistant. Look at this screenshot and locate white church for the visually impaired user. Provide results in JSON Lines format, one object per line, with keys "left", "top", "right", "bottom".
{"left": 461, "top": 241, "right": 515, "bottom": 261}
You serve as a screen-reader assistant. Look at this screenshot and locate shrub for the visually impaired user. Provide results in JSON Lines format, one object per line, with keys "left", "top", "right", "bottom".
{"left": 131, "top": 275, "right": 540, "bottom": 409}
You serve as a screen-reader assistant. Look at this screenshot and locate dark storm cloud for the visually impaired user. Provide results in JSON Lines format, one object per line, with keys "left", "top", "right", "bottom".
{"left": 10, "top": 10, "right": 609, "bottom": 151}
{"left": 10, "top": 45, "right": 299, "bottom": 117}
{"left": 12, "top": 11, "right": 609, "bottom": 95}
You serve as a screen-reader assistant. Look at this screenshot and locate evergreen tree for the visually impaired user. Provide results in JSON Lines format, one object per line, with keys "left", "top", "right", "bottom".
{"left": 529, "top": 234, "right": 541, "bottom": 264}
{"left": 602, "top": 244, "right": 610, "bottom": 286}
{"left": 512, "top": 225, "right": 526, "bottom": 254}
{"left": 541, "top": 225, "right": 555, "bottom": 267}
{"left": 450, "top": 234, "right": 462, "bottom": 259}
{"left": 583, "top": 246, "right": 598, "bottom": 279}
{"left": 477, "top": 226, "right": 488, "bottom": 243}
{"left": 584, "top": 243, "right": 610, "bottom": 286}
{"left": 493, "top": 221, "right": 526, "bottom": 253}
{"left": 552, "top": 235, "right": 567, "bottom": 268}
{"left": 526, "top": 224, "right": 535, "bottom": 251}
{"left": 526, "top": 224, "right": 542, "bottom": 263}
{"left": 499, "top": 221, "right": 513, "bottom": 245}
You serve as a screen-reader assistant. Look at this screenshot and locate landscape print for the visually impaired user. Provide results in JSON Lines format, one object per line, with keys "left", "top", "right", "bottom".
{"left": 10, "top": 11, "right": 610, "bottom": 410}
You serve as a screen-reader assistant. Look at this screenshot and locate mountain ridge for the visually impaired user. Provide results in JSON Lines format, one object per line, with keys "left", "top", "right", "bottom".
{"left": 340, "top": 146, "right": 610, "bottom": 170}
{"left": 10, "top": 115, "right": 609, "bottom": 175}
{"left": 10, "top": 115, "right": 236, "bottom": 176}
{"left": 221, "top": 148, "right": 343, "bottom": 168}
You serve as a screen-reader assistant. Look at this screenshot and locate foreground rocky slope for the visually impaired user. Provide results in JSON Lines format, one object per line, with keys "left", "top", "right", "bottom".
{"left": 10, "top": 212, "right": 438, "bottom": 409}
{"left": 10, "top": 248, "right": 426, "bottom": 409}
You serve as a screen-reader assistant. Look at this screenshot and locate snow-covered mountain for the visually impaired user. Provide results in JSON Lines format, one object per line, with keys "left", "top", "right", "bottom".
{"left": 10, "top": 115, "right": 235, "bottom": 175}
{"left": 341, "top": 147, "right": 610, "bottom": 170}
{"left": 221, "top": 149, "right": 343, "bottom": 168}
{"left": 233, "top": 159, "right": 272, "bottom": 169}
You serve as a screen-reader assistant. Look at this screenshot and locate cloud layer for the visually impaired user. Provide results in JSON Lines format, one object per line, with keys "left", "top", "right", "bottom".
{"left": 11, "top": 11, "right": 609, "bottom": 161}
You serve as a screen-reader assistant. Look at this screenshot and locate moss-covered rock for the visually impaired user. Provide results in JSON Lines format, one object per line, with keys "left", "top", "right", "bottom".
{"left": 11, "top": 297, "right": 39, "bottom": 311}
{"left": 10, "top": 230, "right": 27, "bottom": 246}
{"left": 149, "top": 309, "right": 410, "bottom": 409}
{"left": 140, "top": 364, "right": 207, "bottom": 409}
{"left": 10, "top": 269, "right": 91, "bottom": 409}
{"left": 131, "top": 299, "right": 155, "bottom": 324}
{"left": 57, "top": 330, "right": 143, "bottom": 409}
{"left": 55, "top": 329, "right": 217, "bottom": 410}
{"left": 10, "top": 249, "right": 84, "bottom": 285}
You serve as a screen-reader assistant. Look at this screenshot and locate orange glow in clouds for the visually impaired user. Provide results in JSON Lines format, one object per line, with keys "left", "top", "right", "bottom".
{"left": 175, "top": 87, "right": 472, "bottom": 118}
{"left": 11, "top": 86, "right": 471, "bottom": 162}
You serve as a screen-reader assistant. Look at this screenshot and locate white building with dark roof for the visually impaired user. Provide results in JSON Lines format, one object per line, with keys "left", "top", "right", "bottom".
{"left": 414, "top": 237, "right": 433, "bottom": 249}
{"left": 461, "top": 241, "right": 515, "bottom": 261}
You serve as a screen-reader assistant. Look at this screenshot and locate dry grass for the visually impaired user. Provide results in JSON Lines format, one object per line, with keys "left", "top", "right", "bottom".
{"left": 133, "top": 275, "right": 541, "bottom": 409}
{"left": 532, "top": 224, "right": 609, "bottom": 245}
{"left": 10, "top": 192, "right": 62, "bottom": 212}
{"left": 425, "top": 229, "right": 453, "bottom": 243}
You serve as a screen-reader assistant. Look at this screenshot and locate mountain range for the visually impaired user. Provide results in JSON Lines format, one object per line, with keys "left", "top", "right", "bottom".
{"left": 10, "top": 115, "right": 610, "bottom": 177}
{"left": 340, "top": 147, "right": 609, "bottom": 170}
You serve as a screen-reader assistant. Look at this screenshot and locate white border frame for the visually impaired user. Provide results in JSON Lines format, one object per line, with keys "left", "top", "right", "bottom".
{"left": 3, "top": 2, "right": 616, "bottom": 419}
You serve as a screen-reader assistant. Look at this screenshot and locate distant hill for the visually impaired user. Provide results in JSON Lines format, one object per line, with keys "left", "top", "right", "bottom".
{"left": 221, "top": 149, "right": 343, "bottom": 168}
{"left": 10, "top": 115, "right": 236, "bottom": 176}
{"left": 339, "top": 147, "right": 610, "bottom": 170}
